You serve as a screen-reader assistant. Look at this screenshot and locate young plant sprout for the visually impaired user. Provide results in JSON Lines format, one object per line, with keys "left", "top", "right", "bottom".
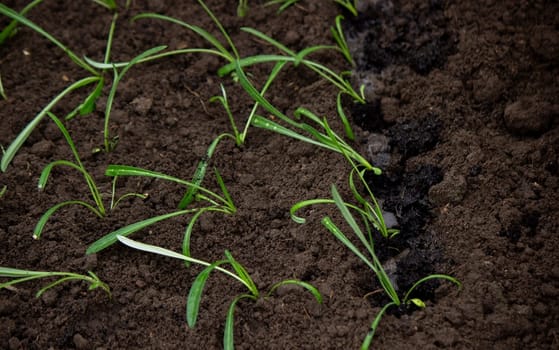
{"left": 0, "top": 0, "right": 42, "bottom": 46}
{"left": 216, "top": 27, "right": 364, "bottom": 139}
{"left": 0, "top": 185, "right": 6, "bottom": 198}
{"left": 33, "top": 113, "right": 147, "bottom": 240}
{"left": 298, "top": 184, "right": 460, "bottom": 349}
{"left": 117, "top": 235, "right": 322, "bottom": 350}
{"left": 333, "top": 0, "right": 359, "bottom": 17}
{"left": 86, "top": 45, "right": 168, "bottom": 152}
{"left": 86, "top": 0, "right": 240, "bottom": 70}
{"left": 0, "top": 267, "right": 111, "bottom": 298}
{"left": 86, "top": 165, "right": 236, "bottom": 259}
{"left": 0, "top": 72, "right": 6, "bottom": 100}
{"left": 233, "top": 61, "right": 378, "bottom": 173}
{"left": 217, "top": 27, "right": 365, "bottom": 104}
{"left": 264, "top": 0, "right": 301, "bottom": 13}
{"left": 0, "top": 3, "right": 98, "bottom": 75}
{"left": 90, "top": 0, "right": 117, "bottom": 11}
{"left": 0, "top": 76, "right": 102, "bottom": 172}
{"left": 331, "top": 15, "right": 354, "bottom": 67}
{"left": 237, "top": 0, "right": 248, "bottom": 17}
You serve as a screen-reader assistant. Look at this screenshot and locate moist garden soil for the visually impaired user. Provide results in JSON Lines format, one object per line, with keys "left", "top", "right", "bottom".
{"left": 1, "top": 0, "right": 558, "bottom": 349}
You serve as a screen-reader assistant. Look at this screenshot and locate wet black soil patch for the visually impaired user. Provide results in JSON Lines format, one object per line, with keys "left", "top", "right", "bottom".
{"left": 347, "top": 0, "right": 457, "bottom": 75}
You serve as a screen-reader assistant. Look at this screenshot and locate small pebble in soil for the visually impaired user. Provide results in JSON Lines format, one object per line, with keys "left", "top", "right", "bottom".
{"left": 503, "top": 96, "right": 556, "bottom": 136}
{"left": 40, "top": 289, "right": 58, "bottom": 306}
{"left": 428, "top": 170, "right": 468, "bottom": 206}
{"left": 131, "top": 96, "right": 153, "bottom": 116}
{"left": 73, "top": 333, "right": 89, "bottom": 350}
{"left": 8, "top": 337, "right": 21, "bottom": 350}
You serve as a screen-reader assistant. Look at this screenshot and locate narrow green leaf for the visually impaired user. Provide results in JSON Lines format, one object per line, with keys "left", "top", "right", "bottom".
{"left": 86, "top": 209, "right": 193, "bottom": 254}
{"left": 267, "top": 280, "right": 323, "bottom": 304}
{"left": 186, "top": 260, "right": 226, "bottom": 327}
{"left": 1, "top": 76, "right": 100, "bottom": 172}
{"left": 361, "top": 302, "right": 395, "bottom": 350}
{"left": 33, "top": 200, "right": 102, "bottom": 240}
{"left": 224, "top": 294, "right": 254, "bottom": 350}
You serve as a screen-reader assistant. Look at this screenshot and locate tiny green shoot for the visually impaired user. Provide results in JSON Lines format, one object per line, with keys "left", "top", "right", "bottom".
{"left": 0, "top": 72, "right": 6, "bottom": 100}
{"left": 86, "top": 1, "right": 240, "bottom": 70}
{"left": 117, "top": 235, "right": 322, "bottom": 350}
{"left": 33, "top": 112, "right": 107, "bottom": 239}
{"left": 237, "top": 0, "right": 248, "bottom": 17}
{"left": 218, "top": 27, "right": 365, "bottom": 105}
{"left": 1, "top": 76, "right": 102, "bottom": 172}
{"left": 85, "top": 45, "right": 168, "bottom": 152}
{"left": 264, "top": 0, "right": 301, "bottom": 13}
{"left": 234, "top": 61, "right": 377, "bottom": 172}
{"left": 333, "top": 0, "right": 358, "bottom": 17}
{"left": 316, "top": 184, "right": 460, "bottom": 348}
{"left": 90, "top": 0, "right": 117, "bottom": 11}
{"left": 0, "top": 0, "right": 42, "bottom": 46}
{"left": 0, "top": 3, "right": 98, "bottom": 75}
{"left": 0, "top": 185, "right": 6, "bottom": 198}
{"left": 0, "top": 267, "right": 111, "bottom": 298}
{"left": 331, "top": 15, "right": 354, "bottom": 67}
{"left": 86, "top": 165, "right": 236, "bottom": 257}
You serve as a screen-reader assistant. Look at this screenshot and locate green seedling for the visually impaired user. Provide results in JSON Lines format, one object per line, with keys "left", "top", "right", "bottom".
{"left": 334, "top": 0, "right": 358, "bottom": 17}
{"left": 0, "top": 185, "right": 6, "bottom": 198}
{"left": 86, "top": 165, "right": 236, "bottom": 260}
{"left": 1, "top": 76, "right": 102, "bottom": 172}
{"left": 0, "top": 72, "right": 6, "bottom": 100}
{"left": 264, "top": 0, "right": 301, "bottom": 13}
{"left": 0, "top": 3, "right": 98, "bottom": 75}
{"left": 0, "top": 267, "right": 111, "bottom": 298}
{"left": 86, "top": 0, "right": 240, "bottom": 70}
{"left": 217, "top": 28, "right": 364, "bottom": 139}
{"left": 217, "top": 27, "right": 364, "bottom": 103}
{"left": 237, "top": 0, "right": 248, "bottom": 17}
{"left": 306, "top": 184, "right": 460, "bottom": 348}
{"left": 0, "top": 0, "right": 42, "bottom": 45}
{"left": 33, "top": 113, "right": 147, "bottom": 240}
{"left": 91, "top": 0, "right": 117, "bottom": 11}
{"left": 233, "top": 61, "right": 377, "bottom": 172}
{"left": 0, "top": 11, "right": 122, "bottom": 170}
{"left": 331, "top": 15, "right": 354, "bottom": 67}
{"left": 117, "top": 235, "right": 322, "bottom": 350}
{"left": 177, "top": 63, "right": 284, "bottom": 210}
{"left": 292, "top": 168, "right": 396, "bottom": 239}
{"left": 86, "top": 45, "right": 167, "bottom": 152}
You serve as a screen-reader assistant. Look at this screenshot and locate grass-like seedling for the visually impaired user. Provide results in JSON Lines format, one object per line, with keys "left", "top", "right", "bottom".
{"left": 86, "top": 165, "right": 236, "bottom": 259}
{"left": 292, "top": 167, "right": 396, "bottom": 238}
{"left": 299, "top": 184, "right": 460, "bottom": 349}
{"left": 0, "top": 185, "right": 6, "bottom": 198}
{"left": 34, "top": 112, "right": 106, "bottom": 238}
{"left": 86, "top": 45, "right": 167, "bottom": 152}
{"left": 233, "top": 61, "right": 378, "bottom": 172}
{"left": 0, "top": 76, "right": 102, "bottom": 172}
{"left": 91, "top": 0, "right": 117, "bottom": 11}
{"left": 217, "top": 28, "right": 364, "bottom": 139}
{"left": 117, "top": 235, "right": 322, "bottom": 350}
{"left": 0, "top": 72, "right": 6, "bottom": 100}
{"left": 0, "top": 267, "right": 111, "bottom": 298}
{"left": 87, "top": 0, "right": 240, "bottom": 71}
{"left": 33, "top": 113, "right": 146, "bottom": 240}
{"left": 0, "top": 0, "right": 42, "bottom": 46}
{"left": 333, "top": 0, "right": 358, "bottom": 17}
{"left": 237, "top": 0, "right": 248, "bottom": 17}
{"left": 264, "top": 0, "right": 301, "bottom": 13}
{"left": 0, "top": 3, "right": 98, "bottom": 75}
{"left": 331, "top": 15, "right": 354, "bottom": 67}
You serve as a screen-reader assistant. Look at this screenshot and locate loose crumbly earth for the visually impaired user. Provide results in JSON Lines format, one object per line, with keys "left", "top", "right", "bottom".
{"left": 1, "top": 1, "right": 557, "bottom": 349}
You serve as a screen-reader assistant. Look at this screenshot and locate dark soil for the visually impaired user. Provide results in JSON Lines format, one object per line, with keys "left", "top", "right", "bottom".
{"left": 1, "top": 0, "right": 558, "bottom": 349}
